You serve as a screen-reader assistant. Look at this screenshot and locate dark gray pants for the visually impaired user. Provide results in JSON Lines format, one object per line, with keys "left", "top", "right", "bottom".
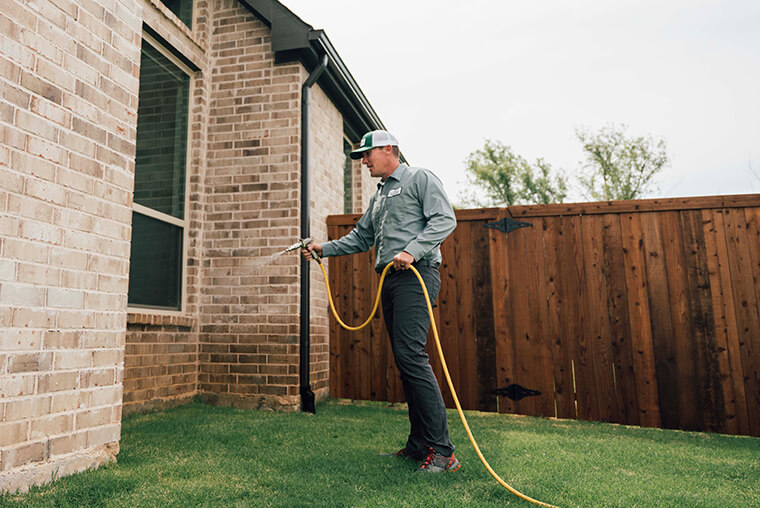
{"left": 381, "top": 263, "right": 454, "bottom": 457}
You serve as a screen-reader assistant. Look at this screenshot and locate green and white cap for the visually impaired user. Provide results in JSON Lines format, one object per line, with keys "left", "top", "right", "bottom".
{"left": 349, "top": 130, "right": 399, "bottom": 159}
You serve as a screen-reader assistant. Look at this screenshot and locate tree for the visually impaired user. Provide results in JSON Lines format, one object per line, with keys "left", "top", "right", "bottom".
{"left": 459, "top": 140, "right": 567, "bottom": 206}
{"left": 576, "top": 124, "right": 669, "bottom": 201}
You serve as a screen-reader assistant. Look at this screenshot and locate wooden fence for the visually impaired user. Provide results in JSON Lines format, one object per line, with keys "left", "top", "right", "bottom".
{"left": 326, "top": 194, "right": 760, "bottom": 437}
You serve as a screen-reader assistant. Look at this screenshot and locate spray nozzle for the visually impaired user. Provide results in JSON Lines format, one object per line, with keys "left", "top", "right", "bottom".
{"left": 285, "top": 239, "right": 310, "bottom": 253}
{"left": 285, "top": 238, "right": 321, "bottom": 262}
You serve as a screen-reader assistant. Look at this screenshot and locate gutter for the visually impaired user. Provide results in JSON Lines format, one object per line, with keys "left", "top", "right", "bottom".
{"left": 299, "top": 54, "right": 329, "bottom": 414}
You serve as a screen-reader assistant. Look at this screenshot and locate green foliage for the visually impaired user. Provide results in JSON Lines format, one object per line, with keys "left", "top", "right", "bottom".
{"left": 460, "top": 140, "right": 568, "bottom": 206}
{"left": 576, "top": 124, "right": 669, "bottom": 201}
{"left": 2, "top": 401, "right": 758, "bottom": 507}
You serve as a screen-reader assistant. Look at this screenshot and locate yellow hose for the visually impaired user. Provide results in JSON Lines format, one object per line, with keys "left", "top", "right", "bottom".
{"left": 316, "top": 260, "right": 559, "bottom": 508}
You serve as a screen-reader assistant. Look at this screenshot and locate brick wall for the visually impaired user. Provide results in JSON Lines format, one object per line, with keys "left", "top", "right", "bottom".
{"left": 309, "top": 84, "right": 345, "bottom": 397}
{"left": 199, "top": 0, "right": 303, "bottom": 410}
{"left": 1, "top": 0, "right": 381, "bottom": 492}
{"left": 0, "top": 0, "right": 141, "bottom": 493}
{"left": 121, "top": 0, "right": 208, "bottom": 417}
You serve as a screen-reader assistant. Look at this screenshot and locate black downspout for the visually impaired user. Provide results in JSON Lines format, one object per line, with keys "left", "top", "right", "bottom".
{"left": 299, "top": 54, "right": 329, "bottom": 414}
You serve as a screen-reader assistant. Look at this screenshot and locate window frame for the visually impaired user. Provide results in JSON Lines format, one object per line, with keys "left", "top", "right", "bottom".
{"left": 127, "top": 31, "right": 194, "bottom": 316}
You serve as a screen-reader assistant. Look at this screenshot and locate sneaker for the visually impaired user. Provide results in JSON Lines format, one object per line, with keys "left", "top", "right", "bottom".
{"left": 416, "top": 448, "right": 461, "bottom": 473}
{"left": 379, "top": 447, "right": 420, "bottom": 461}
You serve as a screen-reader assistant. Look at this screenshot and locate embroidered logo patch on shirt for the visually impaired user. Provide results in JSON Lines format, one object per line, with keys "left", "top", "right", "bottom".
{"left": 388, "top": 187, "right": 402, "bottom": 197}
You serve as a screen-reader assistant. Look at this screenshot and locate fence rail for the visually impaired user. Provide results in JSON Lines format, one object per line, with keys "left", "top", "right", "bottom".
{"left": 326, "top": 194, "right": 760, "bottom": 436}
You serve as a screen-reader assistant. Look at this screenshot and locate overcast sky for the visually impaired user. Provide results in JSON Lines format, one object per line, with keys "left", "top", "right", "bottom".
{"left": 281, "top": 0, "right": 760, "bottom": 203}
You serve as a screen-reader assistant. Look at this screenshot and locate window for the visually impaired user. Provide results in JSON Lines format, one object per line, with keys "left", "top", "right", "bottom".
{"left": 128, "top": 35, "right": 191, "bottom": 310}
{"left": 343, "top": 138, "right": 353, "bottom": 214}
{"left": 159, "top": 0, "right": 193, "bottom": 28}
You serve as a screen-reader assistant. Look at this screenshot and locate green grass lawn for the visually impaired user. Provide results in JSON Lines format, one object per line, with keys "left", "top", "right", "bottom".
{"left": 2, "top": 399, "right": 758, "bottom": 507}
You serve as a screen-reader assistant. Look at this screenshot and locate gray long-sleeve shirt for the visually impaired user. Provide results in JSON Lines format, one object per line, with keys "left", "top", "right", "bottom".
{"left": 321, "top": 163, "right": 457, "bottom": 272}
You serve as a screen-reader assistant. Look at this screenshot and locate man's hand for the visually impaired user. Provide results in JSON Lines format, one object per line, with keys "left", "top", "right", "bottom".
{"left": 301, "top": 242, "right": 322, "bottom": 261}
{"left": 393, "top": 251, "right": 415, "bottom": 270}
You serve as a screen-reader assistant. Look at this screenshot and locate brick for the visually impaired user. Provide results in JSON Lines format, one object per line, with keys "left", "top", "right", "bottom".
{"left": 1, "top": 122, "right": 27, "bottom": 149}
{"left": 23, "top": 177, "right": 67, "bottom": 206}
{"left": 0, "top": 258, "right": 15, "bottom": 281}
{"left": 20, "top": 70, "right": 63, "bottom": 104}
{"left": 0, "top": 421, "right": 28, "bottom": 447}
{"left": 47, "top": 287, "right": 85, "bottom": 308}
{"left": 30, "top": 95, "right": 72, "bottom": 127}
{"left": 9, "top": 192, "right": 57, "bottom": 226}
{"left": 49, "top": 246, "right": 87, "bottom": 270}
{"left": 76, "top": 406, "right": 111, "bottom": 429}
{"left": 80, "top": 368, "right": 115, "bottom": 388}
{"left": 12, "top": 307, "right": 56, "bottom": 328}
{"left": 38, "top": 371, "right": 78, "bottom": 393}
{"left": 54, "top": 350, "right": 92, "bottom": 370}
{"left": 43, "top": 329, "right": 80, "bottom": 350}
{"left": 49, "top": 431, "right": 87, "bottom": 455}
{"left": 87, "top": 423, "right": 120, "bottom": 447}
{"left": 0, "top": 75, "right": 32, "bottom": 109}
{"left": 16, "top": 261, "right": 60, "bottom": 285}
{"left": 89, "top": 385, "right": 121, "bottom": 407}
{"left": 30, "top": 413, "right": 74, "bottom": 439}
{"left": 4, "top": 396, "right": 51, "bottom": 421}
{"left": 50, "top": 390, "right": 85, "bottom": 413}
{"left": 0, "top": 373, "right": 36, "bottom": 397}
{"left": 15, "top": 108, "right": 59, "bottom": 142}
{"left": 12, "top": 150, "right": 57, "bottom": 182}
{"left": 0, "top": 282, "right": 45, "bottom": 306}
{"left": 13, "top": 440, "right": 46, "bottom": 468}
{"left": 36, "top": 56, "right": 76, "bottom": 93}
{"left": 27, "top": 136, "right": 67, "bottom": 164}
{"left": 58, "top": 129, "right": 96, "bottom": 157}
{"left": 57, "top": 309, "right": 95, "bottom": 328}
{"left": 8, "top": 352, "right": 54, "bottom": 373}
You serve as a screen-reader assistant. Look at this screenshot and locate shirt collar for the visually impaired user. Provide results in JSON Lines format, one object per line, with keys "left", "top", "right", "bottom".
{"left": 377, "top": 163, "right": 408, "bottom": 188}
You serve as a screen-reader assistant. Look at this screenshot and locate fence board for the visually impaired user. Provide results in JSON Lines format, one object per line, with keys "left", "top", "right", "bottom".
{"left": 681, "top": 210, "right": 724, "bottom": 433}
{"left": 455, "top": 221, "right": 479, "bottom": 409}
{"left": 742, "top": 207, "right": 760, "bottom": 430}
{"left": 434, "top": 230, "right": 459, "bottom": 408}
{"left": 620, "top": 213, "right": 661, "bottom": 428}
{"left": 472, "top": 224, "right": 497, "bottom": 412}
{"left": 705, "top": 209, "right": 751, "bottom": 434}
{"left": 724, "top": 208, "right": 760, "bottom": 435}
{"left": 506, "top": 223, "right": 537, "bottom": 416}
{"left": 582, "top": 215, "right": 622, "bottom": 423}
{"left": 326, "top": 195, "right": 760, "bottom": 437}
{"left": 544, "top": 217, "right": 576, "bottom": 419}
{"left": 491, "top": 226, "right": 517, "bottom": 414}
{"left": 664, "top": 211, "right": 702, "bottom": 430}
{"left": 601, "top": 214, "right": 640, "bottom": 425}
{"left": 524, "top": 218, "right": 556, "bottom": 417}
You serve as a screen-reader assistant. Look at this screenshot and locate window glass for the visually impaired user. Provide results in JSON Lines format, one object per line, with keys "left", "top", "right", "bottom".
{"left": 134, "top": 42, "right": 189, "bottom": 220}
{"left": 128, "top": 213, "right": 183, "bottom": 309}
{"left": 129, "top": 37, "right": 190, "bottom": 311}
{"left": 159, "top": 0, "right": 193, "bottom": 28}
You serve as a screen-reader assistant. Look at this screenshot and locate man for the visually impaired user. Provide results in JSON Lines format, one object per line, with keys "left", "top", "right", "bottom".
{"left": 302, "top": 130, "right": 459, "bottom": 473}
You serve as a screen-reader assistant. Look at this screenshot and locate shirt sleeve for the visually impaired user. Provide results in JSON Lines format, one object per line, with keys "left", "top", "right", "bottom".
{"left": 320, "top": 196, "right": 376, "bottom": 257}
{"left": 403, "top": 170, "right": 457, "bottom": 261}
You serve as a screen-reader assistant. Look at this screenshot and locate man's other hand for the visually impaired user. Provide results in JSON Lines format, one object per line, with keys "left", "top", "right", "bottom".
{"left": 393, "top": 251, "right": 414, "bottom": 270}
